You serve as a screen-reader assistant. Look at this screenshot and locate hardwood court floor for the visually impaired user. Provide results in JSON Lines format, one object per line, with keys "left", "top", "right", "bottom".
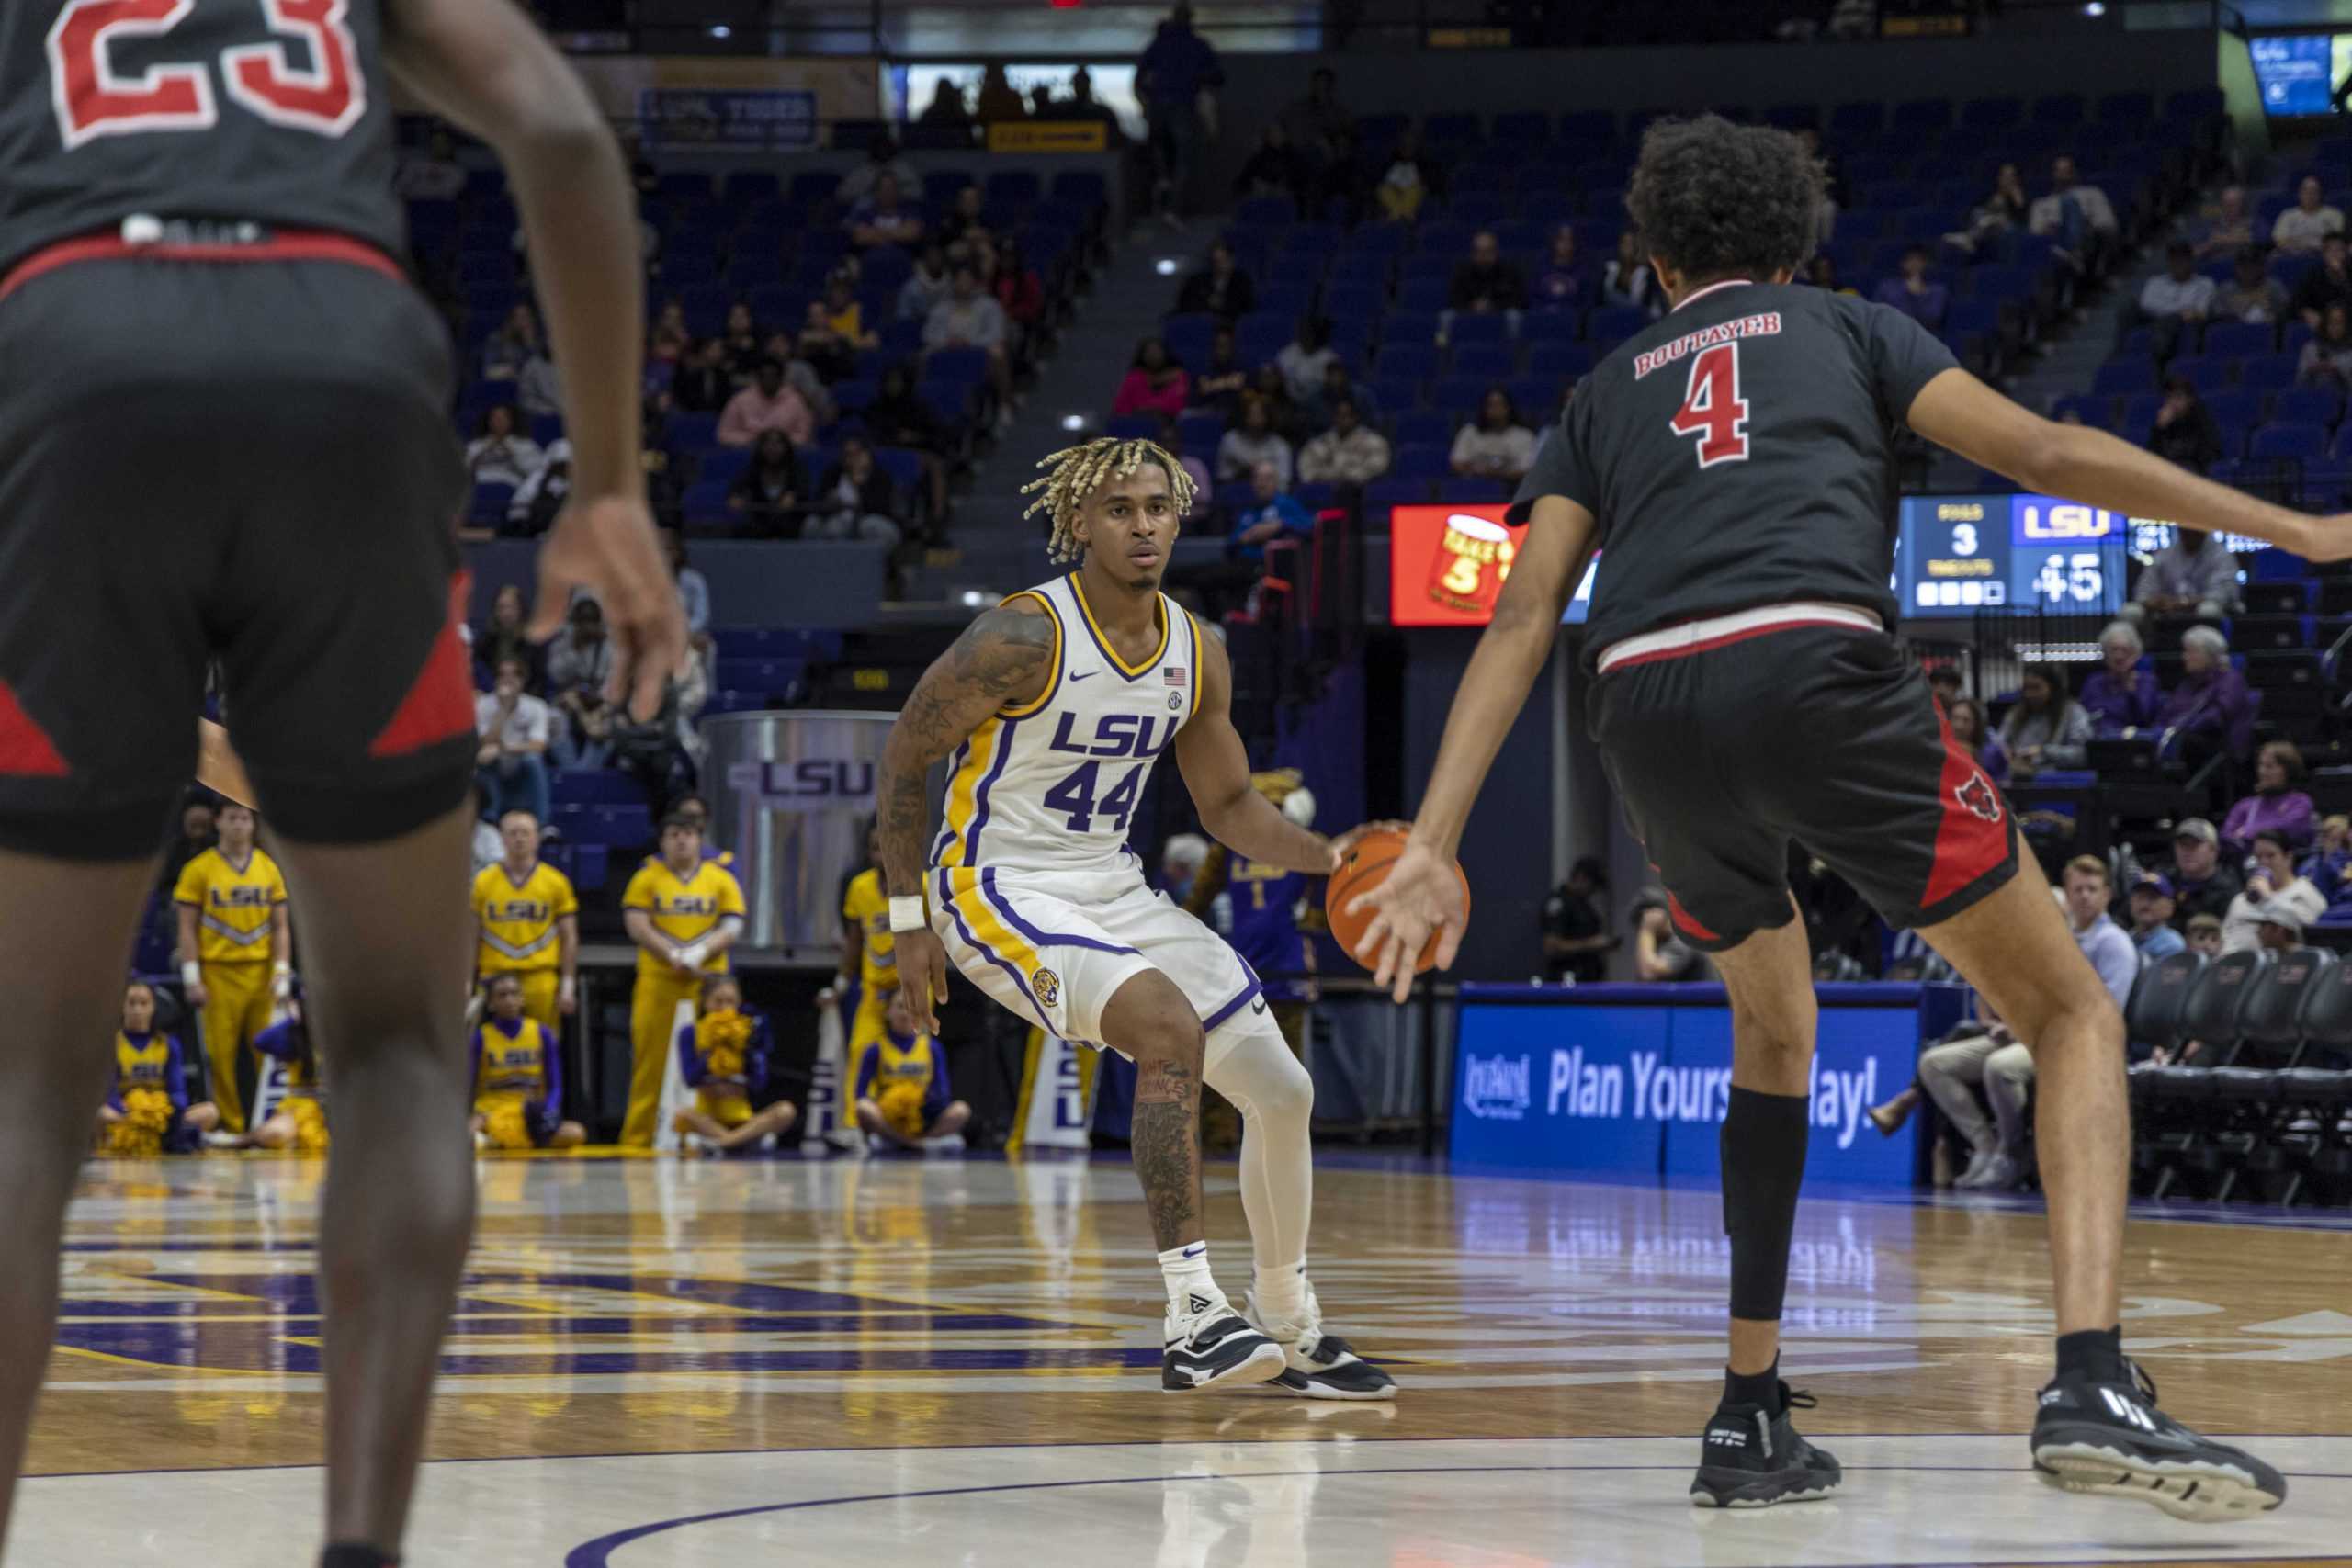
{"left": 14, "top": 1152, "right": 2352, "bottom": 1565}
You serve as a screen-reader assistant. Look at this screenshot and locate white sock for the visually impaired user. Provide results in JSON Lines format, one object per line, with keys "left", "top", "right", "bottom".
{"left": 1254, "top": 1258, "right": 1308, "bottom": 1328}
{"left": 1159, "top": 1241, "right": 1217, "bottom": 1317}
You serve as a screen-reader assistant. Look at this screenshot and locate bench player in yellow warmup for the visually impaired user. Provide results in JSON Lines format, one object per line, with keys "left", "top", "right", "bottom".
{"left": 822, "top": 820, "right": 901, "bottom": 1064}
{"left": 619, "top": 813, "right": 746, "bottom": 1146}
{"left": 673, "top": 974, "right": 797, "bottom": 1155}
{"left": 470, "top": 973, "right": 586, "bottom": 1150}
{"left": 172, "top": 803, "right": 290, "bottom": 1134}
{"left": 95, "top": 978, "right": 220, "bottom": 1156}
{"left": 470, "top": 809, "right": 579, "bottom": 1032}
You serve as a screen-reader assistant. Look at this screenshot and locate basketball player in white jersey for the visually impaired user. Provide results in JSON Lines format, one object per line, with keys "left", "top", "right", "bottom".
{"left": 877, "top": 437, "right": 1395, "bottom": 1398}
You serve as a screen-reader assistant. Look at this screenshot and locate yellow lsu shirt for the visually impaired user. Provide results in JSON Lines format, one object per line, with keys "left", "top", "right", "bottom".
{"left": 474, "top": 1017, "right": 556, "bottom": 1107}
{"left": 173, "top": 847, "right": 288, "bottom": 964}
{"left": 842, "top": 867, "right": 898, "bottom": 993}
{"left": 622, "top": 859, "right": 747, "bottom": 980}
{"left": 113, "top": 1032, "right": 175, "bottom": 1097}
{"left": 472, "top": 862, "right": 579, "bottom": 976}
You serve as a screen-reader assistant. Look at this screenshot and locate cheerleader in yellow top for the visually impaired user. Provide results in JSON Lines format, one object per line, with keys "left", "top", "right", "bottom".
{"left": 618, "top": 814, "right": 747, "bottom": 1147}
{"left": 853, "top": 987, "right": 971, "bottom": 1150}
{"left": 470, "top": 811, "right": 579, "bottom": 1032}
{"left": 469, "top": 974, "right": 586, "bottom": 1151}
{"left": 95, "top": 979, "right": 220, "bottom": 1156}
{"left": 171, "top": 803, "right": 291, "bottom": 1134}
{"left": 820, "top": 820, "right": 904, "bottom": 1064}
{"left": 672, "top": 975, "right": 797, "bottom": 1155}
{"left": 250, "top": 1000, "right": 328, "bottom": 1155}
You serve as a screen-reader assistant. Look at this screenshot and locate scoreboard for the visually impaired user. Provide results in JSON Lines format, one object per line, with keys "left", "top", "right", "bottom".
{"left": 1895, "top": 493, "right": 2131, "bottom": 618}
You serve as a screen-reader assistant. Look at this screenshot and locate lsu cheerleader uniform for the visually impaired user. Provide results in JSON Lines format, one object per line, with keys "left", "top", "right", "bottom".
{"left": 173, "top": 843, "right": 288, "bottom": 1133}
{"left": 618, "top": 857, "right": 746, "bottom": 1146}
{"left": 854, "top": 1026, "right": 950, "bottom": 1140}
{"left": 471, "top": 1014, "right": 565, "bottom": 1149}
{"left": 472, "top": 859, "right": 578, "bottom": 1031}
{"left": 104, "top": 1030, "right": 196, "bottom": 1156}
{"left": 254, "top": 1014, "right": 327, "bottom": 1154}
{"left": 674, "top": 1007, "right": 774, "bottom": 1129}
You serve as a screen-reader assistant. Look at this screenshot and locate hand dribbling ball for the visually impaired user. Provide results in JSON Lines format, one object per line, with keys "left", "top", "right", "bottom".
{"left": 1325, "top": 828, "right": 1470, "bottom": 975}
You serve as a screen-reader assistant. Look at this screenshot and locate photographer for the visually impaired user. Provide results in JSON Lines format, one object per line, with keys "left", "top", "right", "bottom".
{"left": 548, "top": 598, "right": 616, "bottom": 771}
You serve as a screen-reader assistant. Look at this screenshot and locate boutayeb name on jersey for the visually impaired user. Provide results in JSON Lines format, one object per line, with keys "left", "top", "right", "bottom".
{"left": 1630, "top": 313, "right": 1783, "bottom": 380}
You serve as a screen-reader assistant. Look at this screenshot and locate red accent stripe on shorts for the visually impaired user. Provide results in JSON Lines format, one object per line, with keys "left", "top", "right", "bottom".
{"left": 368, "top": 573, "right": 476, "bottom": 759}
{"left": 1920, "top": 696, "right": 2011, "bottom": 908}
{"left": 1596, "top": 602, "right": 1883, "bottom": 674}
{"left": 0, "top": 682, "right": 68, "bottom": 778}
{"left": 0, "top": 231, "right": 403, "bottom": 304}
{"left": 1666, "top": 889, "right": 1720, "bottom": 943}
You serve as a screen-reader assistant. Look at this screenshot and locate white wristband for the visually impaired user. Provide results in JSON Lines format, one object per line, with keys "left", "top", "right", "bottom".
{"left": 888, "top": 896, "right": 928, "bottom": 933}
{"left": 180, "top": 962, "right": 202, "bottom": 989}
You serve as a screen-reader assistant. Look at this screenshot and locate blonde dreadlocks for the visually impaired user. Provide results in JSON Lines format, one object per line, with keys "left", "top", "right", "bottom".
{"left": 1019, "top": 437, "right": 1197, "bottom": 563}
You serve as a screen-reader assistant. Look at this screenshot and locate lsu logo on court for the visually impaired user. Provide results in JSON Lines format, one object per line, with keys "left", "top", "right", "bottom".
{"left": 1032, "top": 966, "right": 1061, "bottom": 1007}
{"left": 1463, "top": 1053, "right": 1532, "bottom": 1120}
{"left": 1955, "top": 772, "right": 2003, "bottom": 824}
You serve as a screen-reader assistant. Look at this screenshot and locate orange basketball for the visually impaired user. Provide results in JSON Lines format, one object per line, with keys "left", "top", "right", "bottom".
{"left": 1325, "top": 828, "right": 1471, "bottom": 975}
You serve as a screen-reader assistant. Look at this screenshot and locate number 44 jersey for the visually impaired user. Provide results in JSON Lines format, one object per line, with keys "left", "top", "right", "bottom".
{"left": 1507, "top": 279, "right": 1959, "bottom": 671}
{"left": 932, "top": 571, "right": 1202, "bottom": 878}
{"left": 0, "top": 0, "right": 405, "bottom": 277}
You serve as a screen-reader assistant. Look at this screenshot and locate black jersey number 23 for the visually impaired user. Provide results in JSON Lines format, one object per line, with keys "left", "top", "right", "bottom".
{"left": 1668, "top": 341, "right": 1752, "bottom": 469}
{"left": 49, "top": 0, "right": 364, "bottom": 151}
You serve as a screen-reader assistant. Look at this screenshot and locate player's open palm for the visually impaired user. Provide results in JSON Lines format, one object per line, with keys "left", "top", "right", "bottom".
{"left": 1350, "top": 840, "right": 1468, "bottom": 1004}
{"left": 897, "top": 927, "right": 951, "bottom": 1032}
{"left": 527, "top": 494, "right": 688, "bottom": 723}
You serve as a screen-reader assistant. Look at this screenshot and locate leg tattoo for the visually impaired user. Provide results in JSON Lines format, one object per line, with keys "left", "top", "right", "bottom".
{"left": 1131, "top": 1057, "right": 1204, "bottom": 1251}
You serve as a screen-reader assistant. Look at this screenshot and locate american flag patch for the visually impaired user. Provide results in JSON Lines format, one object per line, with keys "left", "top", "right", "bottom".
{"left": 1164, "top": 666, "right": 1186, "bottom": 686}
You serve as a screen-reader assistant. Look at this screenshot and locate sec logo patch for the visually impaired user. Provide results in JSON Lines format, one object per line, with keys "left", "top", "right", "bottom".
{"left": 1032, "top": 967, "right": 1061, "bottom": 1007}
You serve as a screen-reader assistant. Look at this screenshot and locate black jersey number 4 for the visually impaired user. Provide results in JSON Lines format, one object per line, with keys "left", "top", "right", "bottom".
{"left": 50, "top": 0, "right": 365, "bottom": 151}
{"left": 1668, "top": 342, "right": 1752, "bottom": 468}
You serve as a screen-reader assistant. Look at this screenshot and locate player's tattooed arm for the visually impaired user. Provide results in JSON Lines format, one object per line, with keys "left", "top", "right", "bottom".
{"left": 1173, "top": 634, "right": 1336, "bottom": 876}
{"left": 1130, "top": 1056, "right": 1204, "bottom": 1249}
{"left": 875, "top": 602, "right": 1055, "bottom": 897}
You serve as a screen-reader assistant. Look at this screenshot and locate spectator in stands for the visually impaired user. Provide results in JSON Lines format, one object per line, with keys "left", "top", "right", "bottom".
{"left": 1229, "top": 459, "right": 1311, "bottom": 568}
{"left": 820, "top": 272, "right": 880, "bottom": 353}
{"left": 476, "top": 582, "right": 545, "bottom": 693}
{"left": 507, "top": 436, "right": 571, "bottom": 534}
{"left": 813, "top": 435, "right": 905, "bottom": 547}
{"left": 1920, "top": 855, "right": 2134, "bottom": 1190}
{"left": 2272, "top": 174, "right": 2345, "bottom": 254}
{"left": 672, "top": 338, "right": 731, "bottom": 413}
{"left": 475, "top": 655, "right": 553, "bottom": 828}
{"left": 899, "top": 242, "right": 953, "bottom": 322}
{"left": 1281, "top": 65, "right": 1352, "bottom": 173}
{"left": 2188, "top": 185, "right": 2256, "bottom": 259}
{"left": 1217, "top": 391, "right": 1294, "bottom": 485}
{"left": 1247, "top": 364, "right": 1307, "bottom": 444}
{"left": 612, "top": 642, "right": 708, "bottom": 817}
{"left": 2185, "top": 911, "right": 2223, "bottom": 956}
{"left": 848, "top": 173, "right": 926, "bottom": 251}
{"left": 2156, "top": 625, "right": 2256, "bottom": 762}
{"left": 548, "top": 599, "right": 616, "bottom": 771}
{"left": 2138, "top": 243, "right": 2215, "bottom": 361}
{"left": 648, "top": 299, "right": 692, "bottom": 369}
{"left": 1191, "top": 325, "right": 1250, "bottom": 423}
{"left": 2127, "top": 526, "right": 2238, "bottom": 622}
{"left": 1177, "top": 239, "right": 1254, "bottom": 321}
{"left": 2129, "top": 874, "right": 2187, "bottom": 961}
{"left": 2218, "top": 248, "right": 2290, "bottom": 327}
{"left": 1952, "top": 161, "right": 2030, "bottom": 256}
{"left": 1274, "top": 316, "right": 1338, "bottom": 404}
{"left": 2222, "top": 828, "right": 2327, "bottom": 953}
{"left": 1451, "top": 388, "right": 1537, "bottom": 483}
{"left": 464, "top": 405, "right": 545, "bottom": 490}
{"left": 992, "top": 237, "right": 1046, "bottom": 338}
{"left": 1156, "top": 417, "right": 1216, "bottom": 524}
{"left": 974, "top": 63, "right": 1024, "bottom": 124}
{"left": 1444, "top": 230, "right": 1528, "bottom": 344}
{"left": 2305, "top": 813, "right": 2352, "bottom": 897}
{"left": 718, "top": 357, "right": 816, "bottom": 448}
{"left": 1540, "top": 856, "right": 1611, "bottom": 984}
{"left": 728, "top": 430, "right": 803, "bottom": 537}
{"left": 1945, "top": 695, "right": 2008, "bottom": 786}
{"left": 719, "top": 302, "right": 764, "bottom": 383}
{"left": 1113, "top": 336, "right": 1190, "bottom": 419}
{"left": 865, "top": 365, "right": 953, "bottom": 531}
{"left": 1234, "top": 122, "right": 1308, "bottom": 208}
{"left": 2149, "top": 376, "right": 2222, "bottom": 475}
{"left": 664, "top": 530, "right": 710, "bottom": 643}
{"left": 2304, "top": 300, "right": 2352, "bottom": 391}
{"left": 481, "top": 303, "right": 544, "bottom": 382}
{"left": 2222, "top": 741, "right": 2317, "bottom": 854}
{"left": 1306, "top": 358, "right": 1378, "bottom": 432}
{"left": 2160, "top": 817, "right": 2244, "bottom": 929}
{"left": 938, "top": 185, "right": 989, "bottom": 252}
{"left": 1297, "top": 394, "right": 1391, "bottom": 491}
{"left": 1136, "top": 0, "right": 1225, "bottom": 222}
{"left": 1927, "top": 663, "right": 1964, "bottom": 704}
{"left": 1997, "top": 663, "right": 2093, "bottom": 781}
{"left": 2291, "top": 232, "right": 2352, "bottom": 331}
{"left": 1870, "top": 244, "right": 1947, "bottom": 331}
{"left": 1532, "top": 226, "right": 1591, "bottom": 314}
{"left": 918, "top": 81, "right": 971, "bottom": 130}
{"left": 1804, "top": 255, "right": 1856, "bottom": 297}
{"left": 1055, "top": 65, "right": 1124, "bottom": 138}
{"left": 1601, "top": 229, "right": 1663, "bottom": 320}
{"left": 2029, "top": 154, "right": 2117, "bottom": 276}
{"left": 922, "top": 266, "right": 1012, "bottom": 415}
{"left": 1631, "top": 887, "right": 1706, "bottom": 982}
{"left": 1795, "top": 126, "right": 1844, "bottom": 243}
{"left": 1313, "top": 125, "right": 1365, "bottom": 223}
{"left": 795, "top": 301, "right": 856, "bottom": 386}
{"left": 2080, "top": 620, "right": 2160, "bottom": 735}
{"left": 1374, "top": 129, "right": 1435, "bottom": 223}
{"left": 837, "top": 133, "right": 920, "bottom": 206}
{"left": 394, "top": 125, "right": 466, "bottom": 200}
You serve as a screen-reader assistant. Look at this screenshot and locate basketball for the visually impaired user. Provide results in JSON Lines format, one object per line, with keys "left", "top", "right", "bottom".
{"left": 1325, "top": 829, "right": 1470, "bottom": 974}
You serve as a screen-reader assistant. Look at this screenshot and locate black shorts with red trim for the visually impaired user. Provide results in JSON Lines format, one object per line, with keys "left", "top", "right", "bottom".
{"left": 0, "top": 236, "right": 473, "bottom": 859}
{"left": 1591, "top": 620, "right": 2016, "bottom": 953}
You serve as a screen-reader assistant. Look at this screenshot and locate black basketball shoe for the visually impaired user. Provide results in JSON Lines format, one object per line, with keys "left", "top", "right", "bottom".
{"left": 1161, "top": 1292, "right": 1285, "bottom": 1392}
{"left": 2031, "top": 1360, "right": 2287, "bottom": 1521}
{"left": 1690, "top": 1385, "right": 1843, "bottom": 1508}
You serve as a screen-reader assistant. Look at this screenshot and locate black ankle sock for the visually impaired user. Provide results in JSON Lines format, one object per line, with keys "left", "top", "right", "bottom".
{"left": 2055, "top": 1326, "right": 2127, "bottom": 1385}
{"left": 1724, "top": 1359, "right": 1782, "bottom": 1413}
{"left": 320, "top": 1545, "right": 397, "bottom": 1568}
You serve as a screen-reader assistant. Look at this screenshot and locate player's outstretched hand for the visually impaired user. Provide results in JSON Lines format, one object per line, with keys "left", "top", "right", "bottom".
{"left": 1325, "top": 819, "right": 1414, "bottom": 873}
{"left": 1348, "top": 838, "right": 1468, "bottom": 1005}
{"left": 897, "top": 927, "right": 951, "bottom": 1033}
{"left": 527, "top": 494, "right": 688, "bottom": 724}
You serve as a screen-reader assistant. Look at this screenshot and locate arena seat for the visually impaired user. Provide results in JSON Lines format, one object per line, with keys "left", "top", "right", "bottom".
{"left": 2238, "top": 946, "right": 2336, "bottom": 1065}
{"left": 2124, "top": 950, "right": 2205, "bottom": 1057}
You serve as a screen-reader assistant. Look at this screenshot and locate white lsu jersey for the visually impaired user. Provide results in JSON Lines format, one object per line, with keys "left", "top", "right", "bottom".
{"left": 929, "top": 571, "right": 1201, "bottom": 878}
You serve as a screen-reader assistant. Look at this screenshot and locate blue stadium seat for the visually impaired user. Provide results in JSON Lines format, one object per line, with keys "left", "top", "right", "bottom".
{"left": 2093, "top": 359, "right": 2157, "bottom": 397}
{"left": 1103, "top": 414, "right": 1158, "bottom": 440}
{"left": 1362, "top": 476, "right": 1432, "bottom": 513}
{"left": 1433, "top": 376, "right": 1491, "bottom": 417}
{"left": 1491, "top": 111, "right": 1552, "bottom": 146}
{"left": 714, "top": 658, "right": 808, "bottom": 697}
{"left": 2203, "top": 389, "right": 2261, "bottom": 430}
{"left": 1255, "top": 283, "right": 1314, "bottom": 324}
{"left": 2168, "top": 356, "right": 2233, "bottom": 394}
{"left": 1374, "top": 342, "right": 1440, "bottom": 380}
{"left": 1370, "top": 373, "right": 1426, "bottom": 412}
{"left": 1527, "top": 341, "right": 1596, "bottom": 379}
{"left": 1392, "top": 411, "right": 1455, "bottom": 447}
{"left": 1175, "top": 409, "right": 1226, "bottom": 454}
{"left": 1557, "top": 110, "right": 1616, "bottom": 141}
{"left": 2097, "top": 91, "right": 2154, "bottom": 123}
{"left": 1397, "top": 277, "right": 1452, "bottom": 313}
{"left": 1828, "top": 101, "right": 1886, "bottom": 133}
{"left": 2203, "top": 321, "right": 2273, "bottom": 360}
{"left": 2252, "top": 422, "right": 2329, "bottom": 460}
{"left": 552, "top": 771, "right": 647, "bottom": 807}
{"left": 697, "top": 447, "right": 752, "bottom": 489}
{"left": 1390, "top": 444, "right": 1449, "bottom": 481}
{"left": 1322, "top": 283, "right": 1383, "bottom": 324}
{"left": 1452, "top": 344, "right": 1515, "bottom": 378}
{"left": 1892, "top": 99, "right": 1955, "bottom": 132}
{"left": 2031, "top": 93, "right": 2086, "bottom": 125}
{"left": 680, "top": 480, "right": 731, "bottom": 527}
{"left": 1161, "top": 313, "right": 1216, "bottom": 370}
{"left": 2052, "top": 394, "right": 2111, "bottom": 430}
{"left": 1447, "top": 312, "right": 1511, "bottom": 347}
{"left": 2274, "top": 386, "right": 2342, "bottom": 429}
{"left": 2242, "top": 355, "right": 2299, "bottom": 393}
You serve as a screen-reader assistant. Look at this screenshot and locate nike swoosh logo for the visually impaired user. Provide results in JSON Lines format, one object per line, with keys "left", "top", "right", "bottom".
{"left": 1181, "top": 1244, "right": 1204, "bottom": 1258}
{"left": 1069, "top": 671, "right": 1097, "bottom": 682}
{"left": 1250, "top": 998, "right": 1268, "bottom": 1015}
